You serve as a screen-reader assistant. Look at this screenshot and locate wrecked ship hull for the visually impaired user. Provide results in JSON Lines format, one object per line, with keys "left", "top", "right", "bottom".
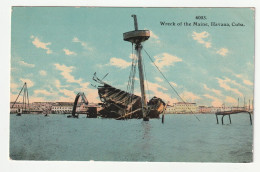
{"left": 96, "top": 83, "right": 165, "bottom": 119}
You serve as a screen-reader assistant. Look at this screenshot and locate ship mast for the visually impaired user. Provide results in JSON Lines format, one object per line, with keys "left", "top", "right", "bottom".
{"left": 123, "top": 15, "right": 150, "bottom": 121}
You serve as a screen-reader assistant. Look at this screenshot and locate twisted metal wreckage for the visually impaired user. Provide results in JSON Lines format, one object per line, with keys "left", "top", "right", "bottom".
{"left": 93, "top": 74, "right": 166, "bottom": 120}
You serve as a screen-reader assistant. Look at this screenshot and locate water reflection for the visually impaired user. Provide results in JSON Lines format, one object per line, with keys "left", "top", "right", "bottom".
{"left": 141, "top": 122, "right": 151, "bottom": 148}
{"left": 141, "top": 120, "right": 151, "bottom": 140}
{"left": 140, "top": 121, "right": 155, "bottom": 160}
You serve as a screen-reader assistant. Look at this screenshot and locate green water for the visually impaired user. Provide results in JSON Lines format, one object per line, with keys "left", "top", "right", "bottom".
{"left": 10, "top": 113, "right": 253, "bottom": 162}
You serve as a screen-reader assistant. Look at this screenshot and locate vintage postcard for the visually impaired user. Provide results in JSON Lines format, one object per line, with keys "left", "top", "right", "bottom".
{"left": 10, "top": 7, "right": 254, "bottom": 162}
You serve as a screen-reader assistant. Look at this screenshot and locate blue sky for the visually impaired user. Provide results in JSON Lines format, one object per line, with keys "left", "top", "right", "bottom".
{"left": 10, "top": 7, "right": 254, "bottom": 107}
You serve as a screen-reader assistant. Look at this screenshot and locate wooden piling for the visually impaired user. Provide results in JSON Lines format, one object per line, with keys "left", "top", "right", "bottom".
{"left": 248, "top": 112, "right": 252, "bottom": 125}
{"left": 162, "top": 114, "right": 164, "bottom": 123}
{"left": 228, "top": 115, "right": 231, "bottom": 124}
{"left": 221, "top": 115, "right": 224, "bottom": 125}
{"left": 216, "top": 114, "right": 219, "bottom": 124}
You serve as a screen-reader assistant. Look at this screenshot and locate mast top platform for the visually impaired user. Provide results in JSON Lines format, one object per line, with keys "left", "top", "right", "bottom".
{"left": 123, "top": 15, "right": 150, "bottom": 44}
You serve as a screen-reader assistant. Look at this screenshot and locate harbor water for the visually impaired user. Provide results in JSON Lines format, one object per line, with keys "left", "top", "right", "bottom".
{"left": 10, "top": 113, "right": 253, "bottom": 162}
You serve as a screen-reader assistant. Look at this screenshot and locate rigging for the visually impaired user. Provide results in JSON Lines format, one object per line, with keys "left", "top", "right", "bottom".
{"left": 143, "top": 47, "right": 200, "bottom": 121}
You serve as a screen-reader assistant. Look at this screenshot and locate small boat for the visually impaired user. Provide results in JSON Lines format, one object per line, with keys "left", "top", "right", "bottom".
{"left": 16, "top": 109, "right": 22, "bottom": 116}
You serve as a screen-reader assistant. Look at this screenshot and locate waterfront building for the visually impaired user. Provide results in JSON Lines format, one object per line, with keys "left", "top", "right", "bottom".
{"left": 165, "top": 102, "right": 198, "bottom": 114}
{"left": 31, "top": 102, "right": 56, "bottom": 113}
{"left": 51, "top": 102, "right": 74, "bottom": 114}
{"left": 10, "top": 102, "right": 24, "bottom": 113}
{"left": 198, "top": 106, "right": 211, "bottom": 113}
{"left": 209, "top": 106, "right": 221, "bottom": 113}
{"left": 210, "top": 106, "right": 247, "bottom": 113}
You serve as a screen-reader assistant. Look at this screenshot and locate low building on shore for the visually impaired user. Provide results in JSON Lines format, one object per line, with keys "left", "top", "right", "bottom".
{"left": 165, "top": 102, "right": 198, "bottom": 114}
{"left": 51, "top": 102, "right": 74, "bottom": 114}
{"left": 51, "top": 102, "right": 102, "bottom": 114}
{"left": 198, "top": 106, "right": 212, "bottom": 113}
{"left": 10, "top": 101, "right": 102, "bottom": 114}
{"left": 10, "top": 102, "right": 24, "bottom": 113}
{"left": 199, "top": 106, "right": 249, "bottom": 114}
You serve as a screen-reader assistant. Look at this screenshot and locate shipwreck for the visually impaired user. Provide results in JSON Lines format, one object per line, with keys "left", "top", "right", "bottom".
{"left": 94, "top": 15, "right": 166, "bottom": 120}
{"left": 69, "top": 15, "right": 166, "bottom": 120}
{"left": 93, "top": 75, "right": 166, "bottom": 120}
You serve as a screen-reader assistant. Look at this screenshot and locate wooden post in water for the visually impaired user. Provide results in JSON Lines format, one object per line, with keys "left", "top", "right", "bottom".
{"left": 221, "top": 115, "right": 224, "bottom": 125}
{"left": 162, "top": 114, "right": 164, "bottom": 123}
{"left": 161, "top": 103, "right": 167, "bottom": 124}
{"left": 228, "top": 114, "right": 232, "bottom": 124}
{"left": 248, "top": 112, "right": 252, "bottom": 125}
{"left": 216, "top": 114, "right": 219, "bottom": 124}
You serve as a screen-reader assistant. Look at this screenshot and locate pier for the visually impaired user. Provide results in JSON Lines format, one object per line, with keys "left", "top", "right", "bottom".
{"left": 215, "top": 110, "right": 253, "bottom": 125}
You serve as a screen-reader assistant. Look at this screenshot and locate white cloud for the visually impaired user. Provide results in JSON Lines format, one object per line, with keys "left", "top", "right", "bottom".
{"left": 73, "top": 80, "right": 99, "bottom": 103}
{"left": 10, "top": 82, "right": 19, "bottom": 93}
{"left": 155, "top": 77, "right": 163, "bottom": 82}
{"left": 54, "top": 64, "right": 82, "bottom": 84}
{"left": 10, "top": 93, "right": 20, "bottom": 102}
{"left": 53, "top": 79, "right": 76, "bottom": 101}
{"left": 55, "top": 79, "right": 62, "bottom": 89}
{"left": 10, "top": 92, "right": 47, "bottom": 103}
{"left": 29, "top": 96, "right": 48, "bottom": 102}
{"left": 150, "top": 30, "right": 160, "bottom": 44}
{"left": 72, "top": 37, "right": 93, "bottom": 51}
{"left": 203, "top": 84, "right": 222, "bottom": 96}
{"left": 34, "top": 89, "right": 52, "bottom": 96}
{"left": 227, "top": 78, "right": 244, "bottom": 89}
{"left": 234, "top": 74, "right": 242, "bottom": 78}
{"left": 20, "top": 78, "right": 34, "bottom": 88}
{"left": 59, "top": 88, "right": 76, "bottom": 98}
{"left": 54, "top": 77, "right": 99, "bottom": 103}
{"left": 79, "top": 82, "right": 90, "bottom": 89}
{"left": 145, "top": 80, "right": 177, "bottom": 104}
{"left": 180, "top": 91, "right": 201, "bottom": 102}
{"left": 109, "top": 57, "right": 131, "bottom": 69}
{"left": 203, "top": 94, "right": 222, "bottom": 107}
{"left": 225, "top": 96, "right": 237, "bottom": 104}
{"left": 18, "top": 60, "right": 35, "bottom": 68}
{"left": 77, "top": 87, "right": 100, "bottom": 103}
{"left": 63, "top": 48, "right": 77, "bottom": 56}
{"left": 154, "top": 53, "right": 182, "bottom": 70}
{"left": 150, "top": 30, "right": 159, "bottom": 39}
{"left": 147, "top": 81, "right": 168, "bottom": 91}
{"left": 31, "top": 35, "right": 52, "bottom": 54}
{"left": 217, "top": 48, "right": 229, "bottom": 56}
{"left": 144, "top": 28, "right": 160, "bottom": 44}
{"left": 233, "top": 73, "right": 253, "bottom": 86}
{"left": 170, "top": 82, "right": 178, "bottom": 87}
{"left": 129, "top": 53, "right": 137, "bottom": 60}
{"left": 192, "top": 31, "right": 212, "bottom": 48}
{"left": 216, "top": 77, "right": 243, "bottom": 97}
{"left": 39, "top": 70, "right": 47, "bottom": 76}
{"left": 243, "top": 79, "right": 253, "bottom": 86}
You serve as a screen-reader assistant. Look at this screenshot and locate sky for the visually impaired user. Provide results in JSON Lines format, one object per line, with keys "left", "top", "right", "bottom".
{"left": 10, "top": 7, "right": 255, "bottom": 107}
